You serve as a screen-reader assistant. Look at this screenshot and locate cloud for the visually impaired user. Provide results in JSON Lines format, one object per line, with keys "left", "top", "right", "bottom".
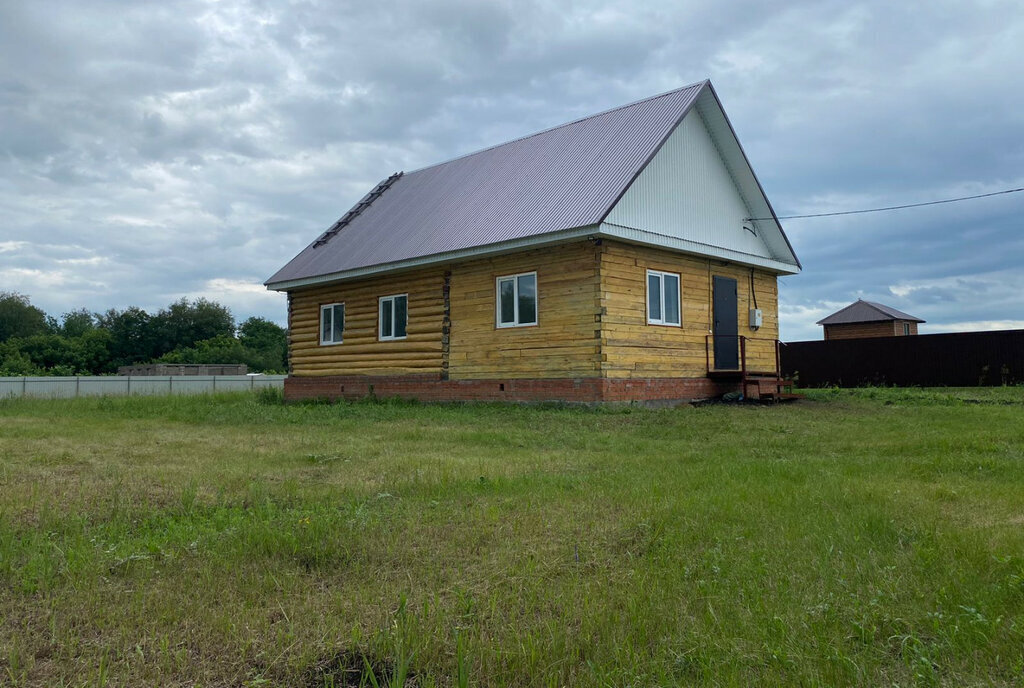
{"left": 0, "top": 0, "right": 1022, "bottom": 341}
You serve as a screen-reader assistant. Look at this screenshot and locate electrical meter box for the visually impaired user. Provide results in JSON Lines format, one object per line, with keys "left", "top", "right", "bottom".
{"left": 749, "top": 308, "right": 763, "bottom": 328}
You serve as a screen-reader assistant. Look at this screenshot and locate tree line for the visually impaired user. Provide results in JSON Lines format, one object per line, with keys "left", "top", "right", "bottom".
{"left": 0, "top": 292, "right": 287, "bottom": 376}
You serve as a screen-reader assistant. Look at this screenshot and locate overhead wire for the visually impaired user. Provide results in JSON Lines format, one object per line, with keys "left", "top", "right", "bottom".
{"left": 745, "top": 186, "right": 1024, "bottom": 221}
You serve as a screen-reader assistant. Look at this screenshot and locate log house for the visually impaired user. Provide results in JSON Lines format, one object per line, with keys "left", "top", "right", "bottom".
{"left": 267, "top": 80, "right": 801, "bottom": 403}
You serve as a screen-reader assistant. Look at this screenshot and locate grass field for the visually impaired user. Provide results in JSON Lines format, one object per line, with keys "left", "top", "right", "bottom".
{"left": 1, "top": 388, "right": 1023, "bottom": 687}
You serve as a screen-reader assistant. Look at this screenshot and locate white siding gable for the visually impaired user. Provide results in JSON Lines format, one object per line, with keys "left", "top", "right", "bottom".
{"left": 602, "top": 107, "right": 790, "bottom": 269}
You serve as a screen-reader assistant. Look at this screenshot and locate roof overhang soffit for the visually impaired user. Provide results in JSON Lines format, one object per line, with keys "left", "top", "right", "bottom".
{"left": 267, "top": 222, "right": 798, "bottom": 292}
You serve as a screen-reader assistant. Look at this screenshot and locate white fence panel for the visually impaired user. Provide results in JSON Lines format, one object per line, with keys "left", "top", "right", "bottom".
{"left": 79, "top": 378, "right": 130, "bottom": 396}
{"left": 211, "top": 376, "right": 258, "bottom": 393}
{"left": 25, "top": 377, "right": 77, "bottom": 398}
{"left": 251, "top": 376, "right": 279, "bottom": 390}
{"left": 0, "top": 375, "right": 286, "bottom": 399}
{"left": 0, "top": 378, "right": 26, "bottom": 398}
{"left": 170, "top": 376, "right": 217, "bottom": 396}
{"left": 130, "top": 376, "right": 174, "bottom": 396}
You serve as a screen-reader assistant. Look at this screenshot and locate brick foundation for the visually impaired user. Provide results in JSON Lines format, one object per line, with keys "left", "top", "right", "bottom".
{"left": 284, "top": 374, "right": 739, "bottom": 405}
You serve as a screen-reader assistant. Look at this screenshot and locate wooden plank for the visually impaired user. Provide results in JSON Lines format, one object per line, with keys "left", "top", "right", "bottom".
{"left": 288, "top": 266, "right": 445, "bottom": 376}
{"left": 292, "top": 343, "right": 442, "bottom": 357}
{"left": 599, "top": 240, "right": 779, "bottom": 378}
{"left": 449, "top": 240, "right": 601, "bottom": 380}
{"left": 287, "top": 238, "right": 780, "bottom": 382}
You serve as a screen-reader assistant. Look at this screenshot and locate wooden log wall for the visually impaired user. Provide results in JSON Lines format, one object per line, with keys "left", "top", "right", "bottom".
{"left": 598, "top": 241, "right": 780, "bottom": 378}
{"left": 287, "top": 267, "right": 446, "bottom": 377}
{"left": 285, "top": 239, "right": 783, "bottom": 382}
{"left": 447, "top": 241, "right": 602, "bottom": 380}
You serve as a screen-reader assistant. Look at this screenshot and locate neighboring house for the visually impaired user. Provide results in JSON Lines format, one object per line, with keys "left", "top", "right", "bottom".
{"left": 265, "top": 79, "right": 801, "bottom": 403}
{"left": 817, "top": 300, "right": 925, "bottom": 340}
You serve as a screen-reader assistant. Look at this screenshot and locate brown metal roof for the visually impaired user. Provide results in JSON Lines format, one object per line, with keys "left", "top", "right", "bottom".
{"left": 817, "top": 299, "right": 925, "bottom": 325}
{"left": 266, "top": 81, "right": 709, "bottom": 287}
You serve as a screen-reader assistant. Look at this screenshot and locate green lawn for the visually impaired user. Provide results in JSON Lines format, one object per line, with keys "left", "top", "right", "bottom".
{"left": 1, "top": 388, "right": 1022, "bottom": 687}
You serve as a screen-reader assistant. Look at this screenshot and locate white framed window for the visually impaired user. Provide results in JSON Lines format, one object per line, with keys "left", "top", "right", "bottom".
{"left": 378, "top": 294, "right": 408, "bottom": 341}
{"left": 646, "top": 269, "right": 681, "bottom": 326}
{"left": 320, "top": 303, "right": 345, "bottom": 345}
{"left": 496, "top": 271, "right": 538, "bottom": 328}
{"left": 903, "top": 322, "right": 911, "bottom": 336}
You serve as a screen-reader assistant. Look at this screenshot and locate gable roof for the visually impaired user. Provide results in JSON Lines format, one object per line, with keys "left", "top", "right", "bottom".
{"left": 817, "top": 299, "right": 925, "bottom": 325}
{"left": 266, "top": 80, "right": 799, "bottom": 291}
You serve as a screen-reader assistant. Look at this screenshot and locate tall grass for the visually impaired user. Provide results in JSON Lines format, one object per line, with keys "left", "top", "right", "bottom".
{"left": 0, "top": 388, "right": 1022, "bottom": 686}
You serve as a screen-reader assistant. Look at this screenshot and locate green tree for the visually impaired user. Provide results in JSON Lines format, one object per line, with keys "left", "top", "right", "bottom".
{"left": 158, "top": 331, "right": 285, "bottom": 373}
{"left": 60, "top": 308, "right": 96, "bottom": 338}
{"left": 13, "top": 334, "right": 76, "bottom": 371}
{"left": 0, "top": 340, "right": 40, "bottom": 375}
{"left": 152, "top": 298, "right": 235, "bottom": 357}
{"left": 238, "top": 316, "right": 287, "bottom": 370}
{"left": 158, "top": 335, "right": 246, "bottom": 365}
{"left": 96, "top": 307, "right": 157, "bottom": 368}
{"left": 0, "top": 292, "right": 49, "bottom": 342}
{"left": 70, "top": 328, "right": 114, "bottom": 374}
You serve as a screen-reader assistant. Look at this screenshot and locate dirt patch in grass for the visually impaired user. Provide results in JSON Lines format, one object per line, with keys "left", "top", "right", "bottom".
{"left": 302, "top": 649, "right": 412, "bottom": 688}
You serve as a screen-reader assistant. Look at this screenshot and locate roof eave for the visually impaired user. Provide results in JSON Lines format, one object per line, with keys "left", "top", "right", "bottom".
{"left": 818, "top": 317, "right": 890, "bottom": 326}
{"left": 701, "top": 83, "right": 801, "bottom": 270}
{"left": 598, "top": 222, "right": 801, "bottom": 274}
{"left": 266, "top": 221, "right": 800, "bottom": 292}
{"left": 265, "top": 225, "right": 602, "bottom": 291}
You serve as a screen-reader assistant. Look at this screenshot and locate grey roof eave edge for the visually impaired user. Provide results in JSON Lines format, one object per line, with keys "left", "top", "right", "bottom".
{"left": 701, "top": 83, "right": 802, "bottom": 270}
{"left": 264, "top": 225, "right": 602, "bottom": 291}
{"left": 816, "top": 317, "right": 925, "bottom": 326}
{"left": 598, "top": 223, "right": 802, "bottom": 275}
{"left": 265, "top": 218, "right": 801, "bottom": 292}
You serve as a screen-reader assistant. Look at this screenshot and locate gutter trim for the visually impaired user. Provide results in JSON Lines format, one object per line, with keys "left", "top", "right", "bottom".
{"left": 265, "top": 226, "right": 601, "bottom": 291}
{"left": 266, "top": 220, "right": 802, "bottom": 292}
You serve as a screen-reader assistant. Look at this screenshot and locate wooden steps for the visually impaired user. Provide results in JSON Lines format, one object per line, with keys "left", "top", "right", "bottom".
{"left": 743, "top": 374, "right": 802, "bottom": 402}
{"left": 704, "top": 337, "right": 800, "bottom": 402}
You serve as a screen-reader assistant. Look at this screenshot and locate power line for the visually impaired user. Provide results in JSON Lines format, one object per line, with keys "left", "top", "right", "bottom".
{"left": 746, "top": 186, "right": 1024, "bottom": 221}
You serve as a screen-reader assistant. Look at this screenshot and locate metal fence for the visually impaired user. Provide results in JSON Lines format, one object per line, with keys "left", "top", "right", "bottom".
{"left": 780, "top": 329, "right": 1024, "bottom": 388}
{"left": 0, "top": 375, "right": 286, "bottom": 399}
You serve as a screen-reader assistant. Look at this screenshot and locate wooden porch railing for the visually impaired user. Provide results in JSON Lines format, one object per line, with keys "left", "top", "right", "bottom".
{"left": 704, "top": 335, "right": 782, "bottom": 376}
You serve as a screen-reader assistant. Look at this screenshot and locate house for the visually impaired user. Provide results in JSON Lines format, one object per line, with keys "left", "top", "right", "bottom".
{"left": 817, "top": 300, "right": 925, "bottom": 340}
{"left": 265, "top": 80, "right": 801, "bottom": 403}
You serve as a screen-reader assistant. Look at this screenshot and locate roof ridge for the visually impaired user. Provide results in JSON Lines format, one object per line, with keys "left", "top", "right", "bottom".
{"left": 406, "top": 79, "right": 709, "bottom": 175}
{"left": 863, "top": 299, "right": 924, "bottom": 322}
{"left": 861, "top": 300, "right": 892, "bottom": 316}
{"left": 817, "top": 299, "right": 924, "bottom": 325}
{"left": 816, "top": 300, "right": 860, "bottom": 324}
{"left": 815, "top": 298, "right": 864, "bottom": 325}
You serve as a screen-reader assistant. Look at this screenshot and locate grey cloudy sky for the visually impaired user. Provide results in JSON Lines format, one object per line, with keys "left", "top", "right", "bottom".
{"left": 2, "top": 0, "right": 1022, "bottom": 341}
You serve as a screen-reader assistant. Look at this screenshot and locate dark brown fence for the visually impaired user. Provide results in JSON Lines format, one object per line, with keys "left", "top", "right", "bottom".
{"left": 780, "top": 329, "right": 1024, "bottom": 387}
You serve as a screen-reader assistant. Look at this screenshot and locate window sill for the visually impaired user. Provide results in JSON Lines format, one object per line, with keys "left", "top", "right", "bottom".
{"left": 496, "top": 322, "right": 539, "bottom": 329}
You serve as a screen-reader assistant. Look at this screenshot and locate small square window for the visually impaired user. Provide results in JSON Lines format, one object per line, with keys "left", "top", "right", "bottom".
{"left": 320, "top": 303, "right": 345, "bottom": 345}
{"left": 646, "top": 270, "right": 681, "bottom": 326}
{"left": 379, "top": 294, "right": 408, "bottom": 341}
{"left": 496, "top": 272, "right": 538, "bottom": 328}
